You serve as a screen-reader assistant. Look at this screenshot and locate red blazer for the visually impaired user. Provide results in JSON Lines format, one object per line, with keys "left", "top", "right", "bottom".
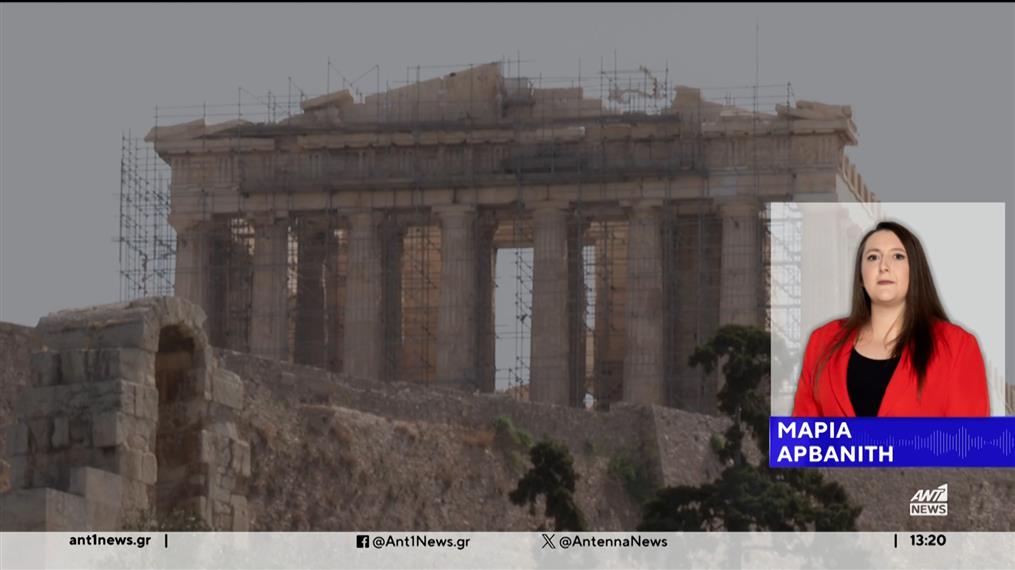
{"left": 792, "top": 319, "right": 990, "bottom": 417}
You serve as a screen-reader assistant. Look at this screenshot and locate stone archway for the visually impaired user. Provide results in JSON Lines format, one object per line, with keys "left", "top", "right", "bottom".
{"left": 154, "top": 324, "right": 200, "bottom": 520}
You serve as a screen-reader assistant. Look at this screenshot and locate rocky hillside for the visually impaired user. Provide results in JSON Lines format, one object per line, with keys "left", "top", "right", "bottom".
{"left": 227, "top": 350, "right": 728, "bottom": 531}
{"left": 1, "top": 320, "right": 1013, "bottom": 530}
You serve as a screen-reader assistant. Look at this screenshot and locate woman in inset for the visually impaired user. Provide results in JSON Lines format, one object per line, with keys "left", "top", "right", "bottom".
{"left": 792, "top": 220, "right": 989, "bottom": 417}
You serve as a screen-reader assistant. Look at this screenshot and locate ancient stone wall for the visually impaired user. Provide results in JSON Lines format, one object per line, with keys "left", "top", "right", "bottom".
{"left": 4, "top": 301, "right": 1012, "bottom": 531}
{"left": 0, "top": 298, "right": 249, "bottom": 531}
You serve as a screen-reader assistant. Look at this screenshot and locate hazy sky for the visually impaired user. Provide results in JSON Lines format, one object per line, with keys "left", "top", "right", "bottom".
{"left": 2, "top": 4, "right": 1012, "bottom": 381}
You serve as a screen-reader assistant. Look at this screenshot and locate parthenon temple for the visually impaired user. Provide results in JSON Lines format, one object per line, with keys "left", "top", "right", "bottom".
{"left": 141, "top": 62, "right": 874, "bottom": 414}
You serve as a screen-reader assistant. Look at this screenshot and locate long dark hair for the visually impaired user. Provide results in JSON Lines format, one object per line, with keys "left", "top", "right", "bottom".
{"left": 815, "top": 220, "right": 948, "bottom": 395}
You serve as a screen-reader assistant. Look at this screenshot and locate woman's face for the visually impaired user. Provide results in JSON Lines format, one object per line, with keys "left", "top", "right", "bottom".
{"left": 861, "top": 230, "right": 910, "bottom": 307}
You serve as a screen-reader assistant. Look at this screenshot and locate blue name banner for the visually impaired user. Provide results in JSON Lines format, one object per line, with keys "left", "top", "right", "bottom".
{"left": 769, "top": 417, "right": 1015, "bottom": 468}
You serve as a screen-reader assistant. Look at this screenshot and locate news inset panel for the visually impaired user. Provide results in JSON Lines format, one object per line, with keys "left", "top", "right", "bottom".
{"left": 768, "top": 202, "right": 1011, "bottom": 470}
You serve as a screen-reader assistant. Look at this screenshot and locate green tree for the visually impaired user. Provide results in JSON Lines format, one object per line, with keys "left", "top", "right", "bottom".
{"left": 638, "top": 325, "right": 862, "bottom": 532}
{"left": 509, "top": 439, "right": 587, "bottom": 531}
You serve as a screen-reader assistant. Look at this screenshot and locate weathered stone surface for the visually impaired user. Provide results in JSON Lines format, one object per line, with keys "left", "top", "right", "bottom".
{"left": 113, "top": 449, "right": 144, "bottom": 483}
{"left": 7, "top": 455, "right": 28, "bottom": 489}
{"left": 230, "top": 495, "right": 249, "bottom": 531}
{"left": 68, "top": 416, "right": 91, "bottom": 446}
{"left": 51, "top": 417, "right": 69, "bottom": 449}
{"left": 2, "top": 298, "right": 249, "bottom": 531}
{"left": 210, "top": 421, "right": 239, "bottom": 440}
{"left": 85, "top": 500, "right": 122, "bottom": 531}
{"left": 7, "top": 422, "right": 29, "bottom": 455}
{"left": 95, "top": 320, "right": 154, "bottom": 351}
{"left": 140, "top": 453, "right": 157, "bottom": 485}
{"left": 198, "top": 429, "right": 216, "bottom": 464}
{"left": 209, "top": 480, "right": 232, "bottom": 502}
{"left": 37, "top": 297, "right": 209, "bottom": 354}
{"left": 212, "top": 369, "right": 244, "bottom": 410}
{"left": 0, "top": 488, "right": 88, "bottom": 531}
{"left": 120, "top": 479, "right": 151, "bottom": 513}
{"left": 28, "top": 418, "right": 52, "bottom": 452}
{"left": 18, "top": 381, "right": 131, "bottom": 419}
{"left": 231, "top": 440, "right": 251, "bottom": 477}
{"left": 69, "top": 466, "right": 123, "bottom": 506}
{"left": 60, "top": 349, "right": 155, "bottom": 386}
{"left": 31, "top": 351, "right": 62, "bottom": 386}
{"left": 134, "top": 384, "right": 159, "bottom": 420}
{"left": 212, "top": 497, "right": 231, "bottom": 530}
{"left": 92, "top": 412, "right": 126, "bottom": 448}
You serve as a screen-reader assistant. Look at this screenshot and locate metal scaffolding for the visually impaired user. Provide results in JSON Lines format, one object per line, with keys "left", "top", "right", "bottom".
{"left": 119, "top": 57, "right": 864, "bottom": 414}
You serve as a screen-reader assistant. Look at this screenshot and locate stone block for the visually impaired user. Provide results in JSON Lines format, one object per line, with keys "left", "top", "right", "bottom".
{"left": 212, "top": 369, "right": 244, "bottom": 410}
{"left": 219, "top": 474, "right": 237, "bottom": 494}
{"left": 31, "top": 351, "right": 62, "bottom": 386}
{"left": 103, "top": 349, "right": 156, "bottom": 384}
{"left": 8, "top": 455, "right": 28, "bottom": 489}
{"left": 95, "top": 319, "right": 157, "bottom": 352}
{"left": 115, "top": 449, "right": 147, "bottom": 482}
{"left": 41, "top": 327, "right": 95, "bottom": 353}
{"left": 212, "top": 499, "right": 231, "bottom": 531}
{"left": 140, "top": 452, "right": 157, "bottom": 485}
{"left": 127, "top": 433, "right": 148, "bottom": 451}
{"left": 122, "top": 414, "right": 156, "bottom": 444}
{"left": 210, "top": 421, "right": 238, "bottom": 439}
{"left": 69, "top": 466, "right": 123, "bottom": 506}
{"left": 0, "top": 488, "right": 88, "bottom": 531}
{"left": 41, "top": 451, "right": 68, "bottom": 489}
{"left": 231, "top": 440, "right": 251, "bottom": 477}
{"left": 51, "top": 417, "right": 69, "bottom": 449}
{"left": 19, "top": 386, "right": 59, "bottom": 418}
{"left": 7, "top": 422, "right": 29, "bottom": 455}
{"left": 64, "top": 380, "right": 127, "bottom": 414}
{"left": 92, "top": 412, "right": 125, "bottom": 448}
{"left": 121, "top": 479, "right": 151, "bottom": 513}
{"left": 230, "top": 495, "right": 248, "bottom": 531}
{"left": 214, "top": 433, "right": 232, "bottom": 466}
{"left": 86, "top": 499, "right": 122, "bottom": 531}
{"left": 28, "top": 418, "right": 52, "bottom": 453}
{"left": 209, "top": 481, "right": 231, "bottom": 503}
{"left": 62, "top": 349, "right": 155, "bottom": 386}
{"left": 198, "top": 429, "right": 216, "bottom": 463}
{"left": 60, "top": 349, "right": 97, "bottom": 384}
{"left": 65, "top": 445, "right": 91, "bottom": 467}
{"left": 68, "top": 416, "right": 91, "bottom": 445}
{"left": 134, "top": 385, "right": 159, "bottom": 420}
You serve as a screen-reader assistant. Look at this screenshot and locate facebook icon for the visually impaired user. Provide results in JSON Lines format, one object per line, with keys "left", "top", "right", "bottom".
{"left": 356, "top": 535, "right": 370, "bottom": 549}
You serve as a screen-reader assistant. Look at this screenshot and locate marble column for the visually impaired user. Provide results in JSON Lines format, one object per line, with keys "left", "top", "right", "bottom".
{"left": 325, "top": 226, "right": 346, "bottom": 373}
{"left": 381, "top": 221, "right": 403, "bottom": 382}
{"left": 718, "top": 199, "right": 761, "bottom": 327}
{"left": 530, "top": 204, "right": 571, "bottom": 405}
{"left": 249, "top": 215, "right": 290, "bottom": 361}
{"left": 622, "top": 200, "right": 666, "bottom": 405}
{"left": 343, "top": 211, "right": 384, "bottom": 380}
{"left": 173, "top": 219, "right": 213, "bottom": 316}
{"left": 435, "top": 205, "right": 478, "bottom": 386}
{"left": 593, "top": 226, "right": 627, "bottom": 407}
{"left": 475, "top": 217, "right": 497, "bottom": 394}
{"left": 294, "top": 218, "right": 328, "bottom": 368}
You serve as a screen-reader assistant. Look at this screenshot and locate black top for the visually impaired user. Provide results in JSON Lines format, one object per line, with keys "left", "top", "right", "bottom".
{"left": 846, "top": 348, "right": 900, "bottom": 417}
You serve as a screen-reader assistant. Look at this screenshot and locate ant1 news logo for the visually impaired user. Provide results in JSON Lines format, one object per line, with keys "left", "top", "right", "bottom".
{"left": 909, "top": 484, "right": 948, "bottom": 516}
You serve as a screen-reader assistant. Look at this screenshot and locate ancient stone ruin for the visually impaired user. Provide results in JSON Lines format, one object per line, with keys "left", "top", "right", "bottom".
{"left": 139, "top": 63, "right": 872, "bottom": 415}
{"left": 0, "top": 298, "right": 249, "bottom": 530}
{"left": 16, "top": 63, "right": 1004, "bottom": 533}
